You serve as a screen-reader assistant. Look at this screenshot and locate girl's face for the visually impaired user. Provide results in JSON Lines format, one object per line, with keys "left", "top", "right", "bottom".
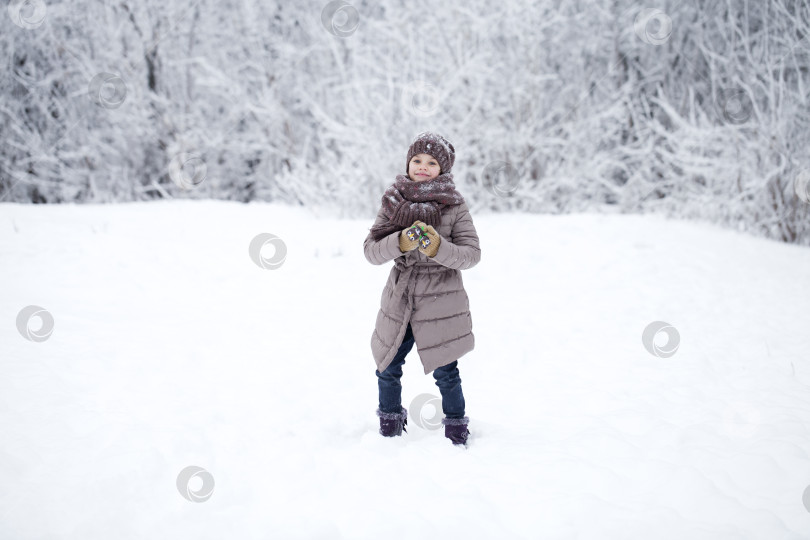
{"left": 408, "top": 153, "right": 441, "bottom": 181}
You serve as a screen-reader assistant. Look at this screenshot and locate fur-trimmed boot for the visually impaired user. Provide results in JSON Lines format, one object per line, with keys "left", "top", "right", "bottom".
{"left": 442, "top": 416, "right": 470, "bottom": 446}
{"left": 376, "top": 406, "right": 408, "bottom": 437}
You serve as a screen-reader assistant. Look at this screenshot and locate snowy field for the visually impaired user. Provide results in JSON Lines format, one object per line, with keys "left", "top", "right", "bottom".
{"left": 2, "top": 199, "right": 810, "bottom": 540}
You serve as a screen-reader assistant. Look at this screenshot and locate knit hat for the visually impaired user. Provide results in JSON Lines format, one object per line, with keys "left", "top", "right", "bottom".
{"left": 405, "top": 132, "right": 455, "bottom": 175}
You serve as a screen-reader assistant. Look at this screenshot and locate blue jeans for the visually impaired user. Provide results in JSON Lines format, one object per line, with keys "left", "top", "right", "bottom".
{"left": 376, "top": 322, "right": 466, "bottom": 419}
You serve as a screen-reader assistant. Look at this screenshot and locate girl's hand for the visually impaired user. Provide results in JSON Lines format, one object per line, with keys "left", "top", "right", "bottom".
{"left": 399, "top": 221, "right": 425, "bottom": 252}
{"left": 417, "top": 224, "right": 441, "bottom": 257}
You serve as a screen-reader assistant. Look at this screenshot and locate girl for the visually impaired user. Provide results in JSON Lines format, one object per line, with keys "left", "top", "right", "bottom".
{"left": 363, "top": 132, "right": 481, "bottom": 446}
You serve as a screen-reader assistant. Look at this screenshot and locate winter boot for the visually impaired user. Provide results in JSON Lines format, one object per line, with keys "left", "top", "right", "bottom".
{"left": 377, "top": 406, "right": 408, "bottom": 437}
{"left": 442, "top": 416, "right": 470, "bottom": 446}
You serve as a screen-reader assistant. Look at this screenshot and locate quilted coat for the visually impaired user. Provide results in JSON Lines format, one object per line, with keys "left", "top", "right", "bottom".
{"left": 364, "top": 201, "right": 481, "bottom": 375}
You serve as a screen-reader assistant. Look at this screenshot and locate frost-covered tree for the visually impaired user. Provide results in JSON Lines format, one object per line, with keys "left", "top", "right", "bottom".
{"left": 1, "top": 0, "right": 808, "bottom": 244}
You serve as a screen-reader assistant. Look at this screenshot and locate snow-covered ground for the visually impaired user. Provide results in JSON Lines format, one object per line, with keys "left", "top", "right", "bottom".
{"left": 2, "top": 199, "right": 810, "bottom": 540}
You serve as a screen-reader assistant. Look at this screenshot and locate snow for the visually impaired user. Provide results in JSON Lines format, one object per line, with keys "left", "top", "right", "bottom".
{"left": 1, "top": 199, "right": 810, "bottom": 540}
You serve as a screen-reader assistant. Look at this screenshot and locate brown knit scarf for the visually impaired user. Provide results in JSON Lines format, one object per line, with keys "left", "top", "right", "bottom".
{"left": 369, "top": 172, "right": 465, "bottom": 242}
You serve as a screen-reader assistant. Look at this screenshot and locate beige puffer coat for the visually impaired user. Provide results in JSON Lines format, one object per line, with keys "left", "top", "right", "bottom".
{"left": 364, "top": 201, "right": 481, "bottom": 374}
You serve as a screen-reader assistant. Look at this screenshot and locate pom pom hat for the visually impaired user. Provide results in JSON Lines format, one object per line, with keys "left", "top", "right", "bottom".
{"left": 405, "top": 132, "right": 456, "bottom": 175}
